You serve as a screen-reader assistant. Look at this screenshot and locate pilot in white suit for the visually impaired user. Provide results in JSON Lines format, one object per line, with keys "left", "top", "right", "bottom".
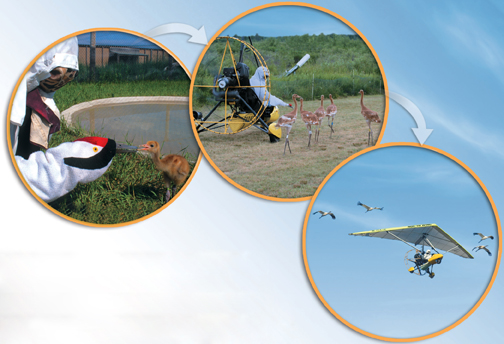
{"left": 249, "top": 67, "right": 292, "bottom": 108}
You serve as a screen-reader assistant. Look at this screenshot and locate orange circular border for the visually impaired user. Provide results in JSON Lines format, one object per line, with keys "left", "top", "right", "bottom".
{"left": 189, "top": 2, "right": 389, "bottom": 203}
{"left": 6, "top": 28, "right": 202, "bottom": 228}
{"left": 302, "top": 142, "right": 501, "bottom": 342}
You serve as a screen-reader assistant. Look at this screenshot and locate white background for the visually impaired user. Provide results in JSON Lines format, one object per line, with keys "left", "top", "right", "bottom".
{"left": 1, "top": 1, "right": 502, "bottom": 343}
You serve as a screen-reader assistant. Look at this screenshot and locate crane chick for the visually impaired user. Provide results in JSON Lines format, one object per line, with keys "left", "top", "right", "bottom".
{"left": 139, "top": 140, "right": 190, "bottom": 202}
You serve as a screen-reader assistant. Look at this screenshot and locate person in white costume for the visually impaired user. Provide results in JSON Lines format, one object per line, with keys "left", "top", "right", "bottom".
{"left": 10, "top": 37, "right": 134, "bottom": 203}
{"left": 11, "top": 37, "right": 79, "bottom": 158}
{"left": 249, "top": 67, "right": 292, "bottom": 108}
{"left": 423, "top": 249, "right": 432, "bottom": 261}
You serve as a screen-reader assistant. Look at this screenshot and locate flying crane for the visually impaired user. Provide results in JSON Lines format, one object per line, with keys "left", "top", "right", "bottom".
{"left": 312, "top": 210, "right": 336, "bottom": 220}
{"left": 357, "top": 201, "right": 383, "bottom": 212}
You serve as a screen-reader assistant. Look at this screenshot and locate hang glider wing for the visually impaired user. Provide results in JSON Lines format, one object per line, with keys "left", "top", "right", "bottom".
{"left": 349, "top": 224, "right": 474, "bottom": 259}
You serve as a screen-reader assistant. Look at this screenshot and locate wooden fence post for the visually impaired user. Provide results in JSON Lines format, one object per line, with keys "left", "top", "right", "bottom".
{"left": 90, "top": 32, "right": 96, "bottom": 82}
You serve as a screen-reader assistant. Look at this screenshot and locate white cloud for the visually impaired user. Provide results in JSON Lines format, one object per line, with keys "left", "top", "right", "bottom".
{"left": 441, "top": 13, "right": 504, "bottom": 71}
{"left": 431, "top": 109, "right": 504, "bottom": 160}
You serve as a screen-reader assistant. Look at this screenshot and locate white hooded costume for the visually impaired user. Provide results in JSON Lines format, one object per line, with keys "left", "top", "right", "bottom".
{"left": 10, "top": 37, "right": 79, "bottom": 154}
{"left": 249, "top": 67, "right": 290, "bottom": 107}
{"left": 10, "top": 37, "right": 119, "bottom": 203}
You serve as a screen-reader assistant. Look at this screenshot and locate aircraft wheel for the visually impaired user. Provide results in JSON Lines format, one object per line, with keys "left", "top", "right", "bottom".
{"left": 436, "top": 258, "right": 442, "bottom": 264}
{"left": 429, "top": 273, "right": 435, "bottom": 279}
{"left": 268, "top": 123, "right": 281, "bottom": 143}
{"left": 269, "top": 133, "right": 280, "bottom": 143}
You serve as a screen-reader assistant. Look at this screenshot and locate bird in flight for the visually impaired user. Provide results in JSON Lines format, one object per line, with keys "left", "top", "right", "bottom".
{"left": 473, "top": 233, "right": 494, "bottom": 243}
{"left": 312, "top": 210, "right": 336, "bottom": 220}
{"left": 357, "top": 201, "right": 383, "bottom": 212}
{"left": 472, "top": 245, "right": 492, "bottom": 256}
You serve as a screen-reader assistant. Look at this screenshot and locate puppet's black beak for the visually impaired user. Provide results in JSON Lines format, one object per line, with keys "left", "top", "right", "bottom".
{"left": 115, "top": 143, "right": 139, "bottom": 153}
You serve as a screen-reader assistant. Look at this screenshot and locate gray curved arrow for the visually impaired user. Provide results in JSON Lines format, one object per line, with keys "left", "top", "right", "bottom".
{"left": 388, "top": 91, "right": 433, "bottom": 145}
{"left": 145, "top": 23, "right": 208, "bottom": 45}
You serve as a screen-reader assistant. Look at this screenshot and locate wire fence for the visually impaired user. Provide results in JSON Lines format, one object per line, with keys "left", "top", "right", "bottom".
{"left": 272, "top": 73, "right": 383, "bottom": 101}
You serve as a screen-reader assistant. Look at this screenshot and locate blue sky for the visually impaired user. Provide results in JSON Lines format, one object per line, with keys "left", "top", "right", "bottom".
{"left": 78, "top": 31, "right": 161, "bottom": 49}
{"left": 305, "top": 146, "right": 498, "bottom": 338}
{"left": 222, "top": 6, "right": 356, "bottom": 37}
{"left": 1, "top": 1, "right": 503, "bottom": 343}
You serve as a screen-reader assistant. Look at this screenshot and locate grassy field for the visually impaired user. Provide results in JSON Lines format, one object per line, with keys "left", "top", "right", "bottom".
{"left": 45, "top": 80, "right": 197, "bottom": 225}
{"left": 197, "top": 93, "right": 385, "bottom": 199}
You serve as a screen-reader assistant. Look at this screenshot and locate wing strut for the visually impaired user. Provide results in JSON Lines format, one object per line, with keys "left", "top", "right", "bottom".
{"left": 387, "top": 231, "right": 418, "bottom": 251}
{"left": 445, "top": 246, "right": 458, "bottom": 254}
{"left": 423, "top": 236, "right": 440, "bottom": 254}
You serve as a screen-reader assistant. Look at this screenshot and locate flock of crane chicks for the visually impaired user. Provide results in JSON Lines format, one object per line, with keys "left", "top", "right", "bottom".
{"left": 313, "top": 203, "right": 495, "bottom": 257}
{"left": 275, "top": 89, "right": 382, "bottom": 155}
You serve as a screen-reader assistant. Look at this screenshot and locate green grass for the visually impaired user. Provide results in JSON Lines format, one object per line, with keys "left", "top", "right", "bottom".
{"left": 76, "top": 61, "right": 187, "bottom": 83}
{"left": 196, "top": 93, "right": 385, "bottom": 199}
{"left": 192, "top": 34, "right": 384, "bottom": 107}
{"left": 48, "top": 120, "right": 197, "bottom": 225}
{"left": 46, "top": 81, "right": 196, "bottom": 225}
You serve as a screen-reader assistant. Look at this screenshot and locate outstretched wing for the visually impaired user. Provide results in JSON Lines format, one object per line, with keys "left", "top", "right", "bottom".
{"left": 329, "top": 213, "right": 336, "bottom": 219}
{"left": 357, "top": 201, "right": 371, "bottom": 211}
{"left": 473, "top": 233, "right": 484, "bottom": 238}
{"left": 349, "top": 224, "right": 474, "bottom": 259}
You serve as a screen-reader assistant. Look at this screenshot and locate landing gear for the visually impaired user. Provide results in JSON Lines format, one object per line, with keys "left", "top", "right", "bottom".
{"left": 429, "top": 272, "right": 435, "bottom": 279}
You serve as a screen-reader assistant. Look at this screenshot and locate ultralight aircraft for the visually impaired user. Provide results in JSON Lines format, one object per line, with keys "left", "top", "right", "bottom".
{"left": 349, "top": 224, "right": 473, "bottom": 278}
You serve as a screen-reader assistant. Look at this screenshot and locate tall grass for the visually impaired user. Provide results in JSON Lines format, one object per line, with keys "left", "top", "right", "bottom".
{"left": 76, "top": 61, "right": 187, "bottom": 83}
{"left": 192, "top": 34, "right": 384, "bottom": 107}
{"left": 271, "top": 74, "right": 382, "bottom": 100}
{"left": 192, "top": 74, "right": 381, "bottom": 108}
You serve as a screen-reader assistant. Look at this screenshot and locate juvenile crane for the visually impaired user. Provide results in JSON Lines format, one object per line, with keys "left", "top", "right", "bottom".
{"left": 313, "top": 210, "right": 336, "bottom": 220}
{"left": 357, "top": 201, "right": 383, "bottom": 212}
{"left": 275, "top": 94, "right": 299, "bottom": 155}
{"left": 299, "top": 97, "right": 320, "bottom": 148}
{"left": 473, "top": 233, "right": 494, "bottom": 243}
{"left": 359, "top": 89, "right": 382, "bottom": 146}
{"left": 325, "top": 94, "right": 337, "bottom": 137}
{"left": 472, "top": 245, "right": 492, "bottom": 256}
{"left": 314, "top": 95, "right": 326, "bottom": 143}
{"left": 139, "top": 140, "right": 190, "bottom": 202}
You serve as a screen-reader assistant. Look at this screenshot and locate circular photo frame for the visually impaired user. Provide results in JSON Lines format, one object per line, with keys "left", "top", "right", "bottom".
{"left": 8, "top": 28, "right": 201, "bottom": 227}
{"left": 303, "top": 143, "right": 500, "bottom": 341}
{"left": 190, "top": 3, "right": 388, "bottom": 201}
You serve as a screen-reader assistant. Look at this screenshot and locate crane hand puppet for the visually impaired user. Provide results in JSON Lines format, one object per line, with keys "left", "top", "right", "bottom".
{"left": 15, "top": 137, "right": 137, "bottom": 203}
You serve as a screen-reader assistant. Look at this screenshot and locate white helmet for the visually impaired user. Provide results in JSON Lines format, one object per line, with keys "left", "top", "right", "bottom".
{"left": 426, "top": 250, "right": 431, "bottom": 254}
